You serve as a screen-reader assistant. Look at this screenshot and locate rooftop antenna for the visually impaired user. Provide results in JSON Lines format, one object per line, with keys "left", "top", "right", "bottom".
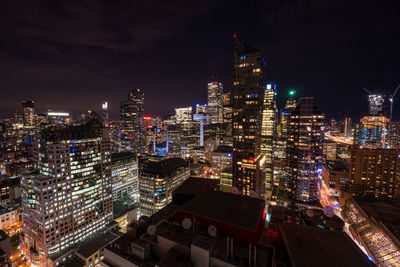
{"left": 389, "top": 83, "right": 400, "bottom": 121}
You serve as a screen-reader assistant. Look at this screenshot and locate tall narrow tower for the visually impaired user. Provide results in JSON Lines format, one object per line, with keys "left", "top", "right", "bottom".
{"left": 287, "top": 97, "right": 325, "bottom": 204}
{"left": 120, "top": 89, "right": 145, "bottom": 153}
{"left": 232, "top": 35, "right": 267, "bottom": 199}
{"left": 207, "top": 80, "right": 224, "bottom": 124}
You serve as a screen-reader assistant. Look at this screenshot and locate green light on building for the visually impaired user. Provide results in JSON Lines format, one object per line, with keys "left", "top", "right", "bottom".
{"left": 289, "top": 90, "right": 296, "bottom": 96}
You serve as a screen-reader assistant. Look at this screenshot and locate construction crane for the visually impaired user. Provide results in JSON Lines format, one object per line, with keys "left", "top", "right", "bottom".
{"left": 389, "top": 84, "right": 400, "bottom": 121}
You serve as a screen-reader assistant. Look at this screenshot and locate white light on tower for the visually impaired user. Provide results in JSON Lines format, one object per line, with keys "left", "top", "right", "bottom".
{"left": 102, "top": 102, "right": 108, "bottom": 111}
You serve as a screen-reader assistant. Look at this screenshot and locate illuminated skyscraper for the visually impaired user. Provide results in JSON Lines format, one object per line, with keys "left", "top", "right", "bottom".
{"left": 354, "top": 95, "right": 390, "bottom": 148}
{"left": 120, "top": 89, "right": 145, "bottom": 153}
{"left": 21, "top": 119, "right": 113, "bottom": 266}
{"left": 22, "top": 100, "right": 34, "bottom": 126}
{"left": 287, "top": 97, "right": 325, "bottom": 204}
{"left": 260, "top": 84, "right": 276, "bottom": 199}
{"left": 208, "top": 81, "right": 224, "bottom": 124}
{"left": 368, "top": 94, "right": 385, "bottom": 116}
{"left": 232, "top": 35, "right": 267, "bottom": 198}
{"left": 175, "top": 106, "right": 192, "bottom": 123}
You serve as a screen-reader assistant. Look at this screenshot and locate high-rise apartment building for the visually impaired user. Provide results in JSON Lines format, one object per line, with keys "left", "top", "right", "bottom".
{"left": 139, "top": 157, "right": 189, "bottom": 217}
{"left": 22, "top": 100, "right": 34, "bottom": 127}
{"left": 21, "top": 119, "right": 113, "bottom": 266}
{"left": 232, "top": 35, "right": 267, "bottom": 199}
{"left": 287, "top": 97, "right": 324, "bottom": 204}
{"left": 207, "top": 81, "right": 224, "bottom": 124}
{"left": 120, "top": 89, "right": 145, "bottom": 153}
{"left": 348, "top": 147, "right": 400, "bottom": 199}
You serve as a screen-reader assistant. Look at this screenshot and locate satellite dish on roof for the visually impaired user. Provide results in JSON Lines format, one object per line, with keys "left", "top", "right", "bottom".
{"left": 182, "top": 218, "right": 192, "bottom": 230}
{"left": 324, "top": 206, "right": 335, "bottom": 218}
{"left": 306, "top": 209, "right": 314, "bottom": 217}
{"left": 208, "top": 225, "right": 218, "bottom": 237}
{"left": 147, "top": 225, "right": 156, "bottom": 235}
{"left": 249, "top": 190, "right": 257, "bottom": 198}
{"left": 232, "top": 186, "right": 240, "bottom": 195}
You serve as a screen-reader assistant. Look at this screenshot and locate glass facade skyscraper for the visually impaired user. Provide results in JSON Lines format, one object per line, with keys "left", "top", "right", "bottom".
{"left": 207, "top": 81, "right": 224, "bottom": 124}
{"left": 232, "top": 35, "right": 268, "bottom": 199}
{"left": 120, "top": 89, "right": 145, "bottom": 153}
{"left": 287, "top": 97, "right": 324, "bottom": 204}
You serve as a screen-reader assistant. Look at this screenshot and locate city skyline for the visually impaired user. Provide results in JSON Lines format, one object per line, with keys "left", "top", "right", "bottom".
{"left": 1, "top": 1, "right": 400, "bottom": 120}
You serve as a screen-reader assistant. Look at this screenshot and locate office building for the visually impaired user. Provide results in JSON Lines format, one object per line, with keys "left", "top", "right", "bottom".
{"left": 354, "top": 115, "right": 389, "bottom": 148}
{"left": 208, "top": 81, "right": 224, "bottom": 124}
{"left": 368, "top": 94, "right": 386, "bottom": 116}
{"left": 46, "top": 112, "right": 71, "bottom": 125}
{"left": 165, "top": 124, "right": 181, "bottom": 157}
{"left": 349, "top": 147, "right": 400, "bottom": 199}
{"left": 22, "top": 100, "right": 34, "bottom": 127}
{"left": 111, "top": 152, "right": 139, "bottom": 202}
{"left": 211, "top": 145, "right": 232, "bottom": 174}
{"left": 195, "top": 103, "right": 208, "bottom": 115}
{"left": 139, "top": 157, "right": 189, "bottom": 217}
{"left": 232, "top": 35, "right": 267, "bottom": 199}
{"left": 175, "top": 106, "right": 192, "bottom": 123}
{"left": 120, "top": 89, "right": 145, "bottom": 153}
{"left": 21, "top": 119, "right": 113, "bottom": 266}
{"left": 322, "top": 160, "right": 349, "bottom": 197}
{"left": 260, "top": 83, "right": 276, "bottom": 200}
{"left": 287, "top": 97, "right": 325, "bottom": 204}
{"left": 388, "top": 121, "right": 400, "bottom": 148}
{"left": 323, "top": 141, "right": 337, "bottom": 161}
{"left": 180, "top": 120, "right": 200, "bottom": 158}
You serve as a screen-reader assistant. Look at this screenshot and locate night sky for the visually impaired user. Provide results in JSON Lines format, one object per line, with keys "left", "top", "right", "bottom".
{"left": 1, "top": 0, "right": 399, "bottom": 121}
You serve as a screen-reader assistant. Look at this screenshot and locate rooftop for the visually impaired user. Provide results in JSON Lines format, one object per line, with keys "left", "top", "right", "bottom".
{"left": 173, "top": 177, "right": 218, "bottom": 199}
{"left": 213, "top": 145, "right": 233, "bottom": 154}
{"left": 142, "top": 157, "right": 188, "bottom": 178}
{"left": 324, "top": 160, "right": 349, "bottom": 173}
{"left": 354, "top": 197, "right": 400, "bottom": 241}
{"left": 41, "top": 118, "right": 103, "bottom": 142}
{"left": 75, "top": 232, "right": 119, "bottom": 259}
{"left": 279, "top": 223, "right": 373, "bottom": 267}
{"left": 180, "top": 190, "right": 264, "bottom": 231}
{"left": 111, "top": 151, "right": 137, "bottom": 163}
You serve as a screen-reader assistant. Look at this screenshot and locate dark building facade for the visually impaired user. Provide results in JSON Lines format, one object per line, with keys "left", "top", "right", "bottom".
{"left": 286, "top": 97, "right": 324, "bottom": 204}
{"left": 120, "top": 89, "right": 145, "bottom": 154}
{"left": 232, "top": 35, "right": 267, "bottom": 199}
